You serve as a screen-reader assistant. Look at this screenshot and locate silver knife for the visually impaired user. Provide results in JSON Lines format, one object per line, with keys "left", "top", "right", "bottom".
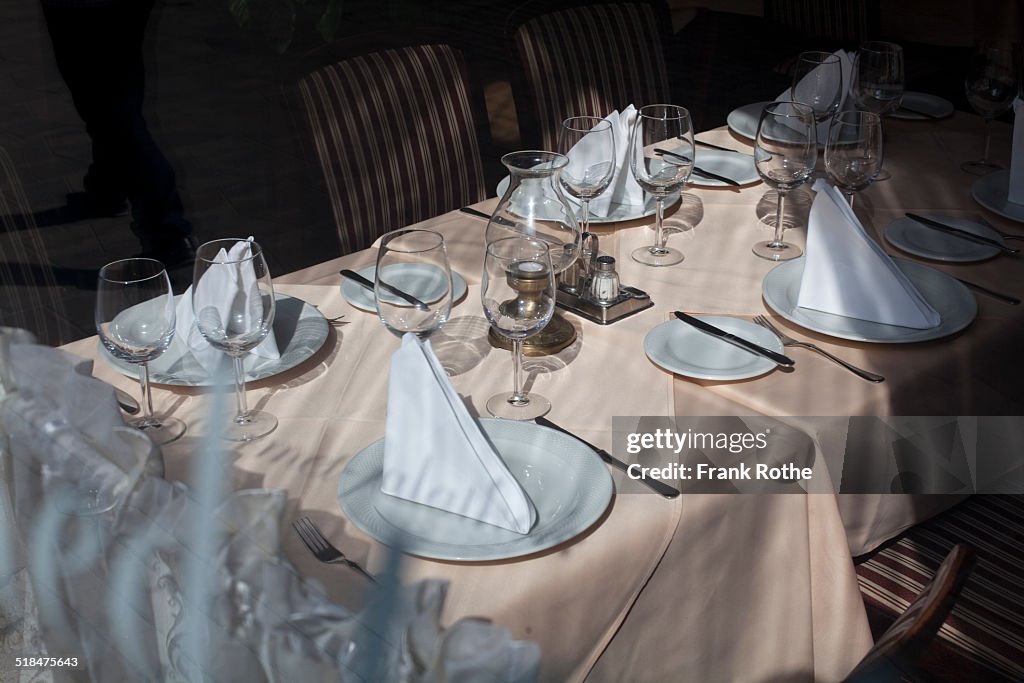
{"left": 459, "top": 206, "right": 492, "bottom": 220}
{"left": 535, "top": 416, "right": 681, "bottom": 499}
{"left": 673, "top": 312, "right": 795, "bottom": 367}
{"left": 654, "top": 148, "right": 741, "bottom": 186}
{"left": 905, "top": 213, "right": 1019, "bottom": 255}
{"left": 340, "top": 269, "right": 429, "bottom": 311}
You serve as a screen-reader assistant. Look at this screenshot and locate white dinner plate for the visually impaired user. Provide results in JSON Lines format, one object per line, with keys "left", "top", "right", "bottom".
{"left": 100, "top": 293, "right": 329, "bottom": 386}
{"left": 337, "top": 419, "right": 613, "bottom": 561}
{"left": 341, "top": 264, "right": 468, "bottom": 313}
{"left": 890, "top": 91, "right": 954, "bottom": 120}
{"left": 885, "top": 215, "right": 1002, "bottom": 262}
{"left": 689, "top": 150, "right": 760, "bottom": 188}
{"left": 971, "top": 170, "right": 1024, "bottom": 224}
{"left": 644, "top": 315, "right": 783, "bottom": 381}
{"left": 726, "top": 101, "right": 771, "bottom": 142}
{"left": 761, "top": 257, "right": 976, "bottom": 343}
{"left": 495, "top": 176, "right": 679, "bottom": 224}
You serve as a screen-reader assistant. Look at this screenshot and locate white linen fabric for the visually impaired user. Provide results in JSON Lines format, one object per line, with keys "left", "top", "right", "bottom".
{"left": 777, "top": 49, "right": 854, "bottom": 142}
{"left": 797, "top": 179, "right": 941, "bottom": 328}
{"left": 175, "top": 237, "right": 280, "bottom": 373}
{"left": 588, "top": 105, "right": 645, "bottom": 216}
{"left": 381, "top": 333, "right": 536, "bottom": 533}
{"left": 1010, "top": 97, "right": 1024, "bottom": 205}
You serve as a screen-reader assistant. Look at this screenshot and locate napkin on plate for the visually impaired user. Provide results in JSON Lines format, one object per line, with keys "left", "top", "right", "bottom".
{"left": 381, "top": 333, "right": 536, "bottom": 534}
{"left": 175, "top": 237, "right": 280, "bottom": 373}
{"left": 1010, "top": 97, "right": 1023, "bottom": 205}
{"left": 777, "top": 49, "right": 854, "bottom": 142}
{"left": 585, "top": 105, "right": 646, "bottom": 216}
{"left": 797, "top": 179, "right": 941, "bottom": 328}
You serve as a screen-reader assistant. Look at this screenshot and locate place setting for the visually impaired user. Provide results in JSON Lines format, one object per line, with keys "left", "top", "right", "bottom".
{"left": 969, "top": 76, "right": 1023, "bottom": 223}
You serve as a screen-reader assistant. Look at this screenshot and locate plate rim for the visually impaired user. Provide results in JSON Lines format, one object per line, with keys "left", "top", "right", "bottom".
{"left": 971, "top": 170, "right": 1024, "bottom": 224}
{"left": 761, "top": 256, "right": 977, "bottom": 343}
{"left": 341, "top": 264, "right": 469, "bottom": 313}
{"left": 99, "top": 292, "right": 329, "bottom": 386}
{"left": 891, "top": 91, "right": 954, "bottom": 120}
{"left": 689, "top": 149, "right": 761, "bottom": 188}
{"left": 336, "top": 418, "right": 614, "bottom": 562}
{"left": 726, "top": 101, "right": 772, "bottom": 142}
{"left": 643, "top": 315, "right": 782, "bottom": 381}
{"left": 884, "top": 215, "right": 1001, "bottom": 262}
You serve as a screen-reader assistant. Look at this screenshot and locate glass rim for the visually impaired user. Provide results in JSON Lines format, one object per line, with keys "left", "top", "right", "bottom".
{"left": 637, "top": 104, "right": 691, "bottom": 120}
{"left": 763, "top": 100, "right": 815, "bottom": 118}
{"left": 485, "top": 235, "right": 552, "bottom": 259}
{"left": 195, "top": 237, "right": 263, "bottom": 264}
{"left": 98, "top": 257, "right": 168, "bottom": 285}
{"left": 501, "top": 150, "right": 569, "bottom": 174}
{"left": 378, "top": 228, "right": 446, "bottom": 254}
{"left": 831, "top": 110, "right": 883, "bottom": 125}
{"left": 858, "top": 40, "right": 903, "bottom": 55}
{"left": 796, "top": 50, "right": 841, "bottom": 64}
{"left": 561, "top": 116, "right": 613, "bottom": 133}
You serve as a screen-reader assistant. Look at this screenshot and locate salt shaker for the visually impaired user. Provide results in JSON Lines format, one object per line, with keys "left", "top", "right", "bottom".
{"left": 588, "top": 255, "right": 620, "bottom": 303}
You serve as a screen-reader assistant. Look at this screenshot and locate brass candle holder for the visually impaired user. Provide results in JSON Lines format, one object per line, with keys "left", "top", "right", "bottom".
{"left": 487, "top": 259, "right": 576, "bottom": 356}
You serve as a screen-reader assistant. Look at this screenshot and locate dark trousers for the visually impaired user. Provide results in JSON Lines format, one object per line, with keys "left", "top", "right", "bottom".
{"left": 42, "top": 0, "right": 191, "bottom": 249}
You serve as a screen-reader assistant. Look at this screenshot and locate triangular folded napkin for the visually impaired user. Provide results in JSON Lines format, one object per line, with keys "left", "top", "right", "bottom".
{"left": 1010, "top": 97, "right": 1023, "bottom": 205}
{"left": 777, "top": 49, "right": 854, "bottom": 141}
{"left": 381, "top": 334, "right": 536, "bottom": 534}
{"left": 585, "top": 105, "right": 646, "bottom": 216}
{"left": 797, "top": 179, "right": 941, "bottom": 328}
{"left": 175, "top": 237, "right": 279, "bottom": 373}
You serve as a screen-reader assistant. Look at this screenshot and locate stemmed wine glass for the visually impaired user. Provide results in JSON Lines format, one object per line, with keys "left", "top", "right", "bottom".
{"left": 825, "top": 110, "right": 884, "bottom": 207}
{"left": 753, "top": 101, "right": 817, "bottom": 261}
{"left": 558, "top": 116, "right": 615, "bottom": 234}
{"left": 374, "top": 228, "right": 452, "bottom": 339}
{"left": 791, "top": 51, "right": 844, "bottom": 124}
{"left": 96, "top": 258, "right": 185, "bottom": 444}
{"left": 962, "top": 44, "right": 1017, "bottom": 175}
{"left": 629, "top": 104, "right": 694, "bottom": 266}
{"left": 192, "top": 238, "right": 277, "bottom": 442}
{"left": 852, "top": 41, "right": 905, "bottom": 117}
{"left": 481, "top": 237, "right": 556, "bottom": 420}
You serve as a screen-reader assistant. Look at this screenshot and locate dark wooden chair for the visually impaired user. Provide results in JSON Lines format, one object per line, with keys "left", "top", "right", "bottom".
{"left": 846, "top": 543, "right": 976, "bottom": 682}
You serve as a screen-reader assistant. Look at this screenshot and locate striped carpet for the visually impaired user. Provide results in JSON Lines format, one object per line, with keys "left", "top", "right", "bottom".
{"left": 855, "top": 494, "right": 1024, "bottom": 682}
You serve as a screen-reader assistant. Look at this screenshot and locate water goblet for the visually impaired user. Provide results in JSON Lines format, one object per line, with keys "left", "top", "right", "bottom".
{"left": 852, "top": 41, "right": 905, "bottom": 117}
{"left": 753, "top": 101, "right": 816, "bottom": 261}
{"left": 629, "top": 104, "right": 694, "bottom": 267}
{"left": 192, "top": 238, "right": 277, "bottom": 442}
{"left": 557, "top": 116, "right": 615, "bottom": 234}
{"left": 961, "top": 44, "right": 1017, "bottom": 175}
{"left": 374, "top": 228, "right": 453, "bottom": 339}
{"left": 791, "top": 51, "right": 844, "bottom": 124}
{"left": 96, "top": 258, "right": 185, "bottom": 444}
{"left": 825, "top": 110, "right": 884, "bottom": 208}
{"left": 481, "top": 237, "right": 556, "bottom": 420}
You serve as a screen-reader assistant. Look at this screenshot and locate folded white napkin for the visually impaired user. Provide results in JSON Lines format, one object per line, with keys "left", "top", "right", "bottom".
{"left": 587, "top": 105, "right": 646, "bottom": 216}
{"left": 1010, "top": 97, "right": 1024, "bottom": 205}
{"left": 381, "top": 334, "right": 535, "bottom": 533}
{"left": 797, "top": 179, "right": 941, "bottom": 328}
{"left": 777, "top": 50, "right": 854, "bottom": 142}
{"left": 175, "top": 237, "right": 279, "bottom": 373}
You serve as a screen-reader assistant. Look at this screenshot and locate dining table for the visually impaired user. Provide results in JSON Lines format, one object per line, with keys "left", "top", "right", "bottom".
{"left": 61, "top": 109, "right": 1020, "bottom": 682}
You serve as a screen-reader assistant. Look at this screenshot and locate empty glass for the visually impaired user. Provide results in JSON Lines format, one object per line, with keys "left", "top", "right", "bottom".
{"left": 558, "top": 116, "right": 616, "bottom": 234}
{"left": 481, "top": 237, "right": 556, "bottom": 420}
{"left": 852, "top": 41, "right": 905, "bottom": 116}
{"left": 753, "top": 101, "right": 816, "bottom": 261}
{"left": 192, "top": 238, "right": 277, "bottom": 442}
{"left": 962, "top": 44, "right": 1017, "bottom": 175}
{"left": 791, "top": 51, "right": 844, "bottom": 124}
{"left": 96, "top": 258, "right": 185, "bottom": 444}
{"left": 825, "top": 110, "right": 884, "bottom": 207}
{"left": 374, "top": 229, "right": 452, "bottom": 339}
{"left": 629, "top": 104, "right": 694, "bottom": 266}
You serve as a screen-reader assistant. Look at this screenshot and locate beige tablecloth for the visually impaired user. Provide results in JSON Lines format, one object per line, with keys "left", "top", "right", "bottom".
{"left": 63, "top": 112, "right": 1020, "bottom": 682}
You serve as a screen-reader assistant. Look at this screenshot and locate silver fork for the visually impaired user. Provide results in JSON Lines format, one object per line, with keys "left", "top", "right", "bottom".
{"left": 293, "top": 516, "right": 378, "bottom": 584}
{"left": 752, "top": 315, "right": 885, "bottom": 383}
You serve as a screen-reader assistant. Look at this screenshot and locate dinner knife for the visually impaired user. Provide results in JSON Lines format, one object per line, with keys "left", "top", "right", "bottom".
{"left": 459, "top": 206, "right": 492, "bottom": 220}
{"left": 339, "top": 268, "right": 429, "bottom": 311}
{"left": 654, "top": 148, "right": 741, "bottom": 187}
{"left": 673, "top": 311, "right": 795, "bottom": 367}
{"left": 897, "top": 105, "right": 941, "bottom": 120}
{"left": 695, "top": 139, "right": 743, "bottom": 153}
{"left": 535, "top": 416, "right": 681, "bottom": 499}
{"left": 905, "top": 213, "right": 1020, "bottom": 255}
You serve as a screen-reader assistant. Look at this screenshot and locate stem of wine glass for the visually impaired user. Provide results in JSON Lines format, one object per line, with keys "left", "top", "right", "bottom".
{"left": 509, "top": 339, "right": 528, "bottom": 406}
{"left": 232, "top": 355, "right": 251, "bottom": 423}
{"left": 981, "top": 117, "right": 993, "bottom": 164}
{"left": 136, "top": 362, "right": 161, "bottom": 429}
{"left": 652, "top": 197, "right": 666, "bottom": 252}
{"left": 581, "top": 198, "right": 591, "bottom": 234}
{"left": 770, "top": 190, "right": 787, "bottom": 248}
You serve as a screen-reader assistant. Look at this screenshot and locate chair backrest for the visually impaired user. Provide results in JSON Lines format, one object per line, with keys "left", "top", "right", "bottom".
{"left": 507, "top": 0, "right": 672, "bottom": 151}
{"left": 844, "top": 543, "right": 976, "bottom": 682}
{"left": 298, "top": 40, "right": 488, "bottom": 255}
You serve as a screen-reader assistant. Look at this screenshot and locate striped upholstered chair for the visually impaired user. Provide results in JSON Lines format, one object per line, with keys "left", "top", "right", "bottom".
{"left": 506, "top": 0, "right": 673, "bottom": 152}
{"left": 298, "top": 38, "right": 489, "bottom": 255}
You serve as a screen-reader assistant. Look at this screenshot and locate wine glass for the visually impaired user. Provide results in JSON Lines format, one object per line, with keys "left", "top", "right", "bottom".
{"left": 374, "top": 229, "right": 452, "bottom": 338}
{"left": 96, "top": 258, "right": 185, "bottom": 444}
{"left": 852, "top": 41, "right": 905, "bottom": 117}
{"left": 791, "top": 51, "right": 844, "bottom": 124}
{"left": 192, "top": 238, "right": 277, "bottom": 442}
{"left": 629, "top": 104, "right": 694, "bottom": 266}
{"left": 825, "top": 110, "right": 884, "bottom": 207}
{"left": 557, "top": 116, "right": 615, "bottom": 234}
{"left": 961, "top": 44, "right": 1017, "bottom": 175}
{"left": 481, "top": 237, "right": 556, "bottom": 420}
{"left": 753, "top": 101, "right": 816, "bottom": 261}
